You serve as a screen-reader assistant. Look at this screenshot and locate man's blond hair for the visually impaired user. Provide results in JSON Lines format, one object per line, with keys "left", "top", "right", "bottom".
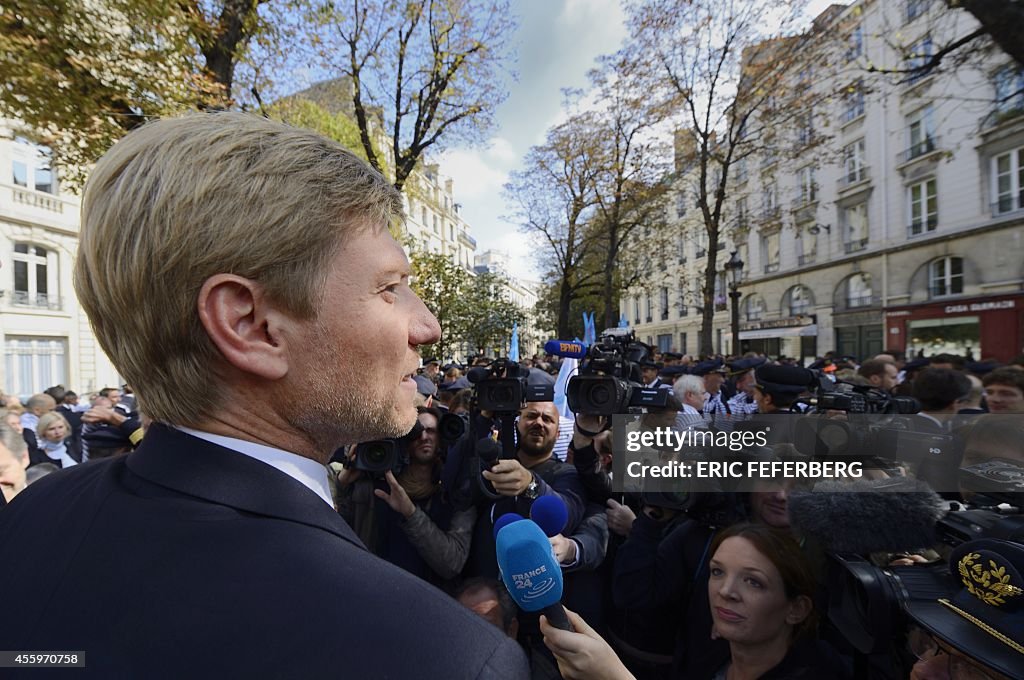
{"left": 74, "top": 112, "right": 403, "bottom": 425}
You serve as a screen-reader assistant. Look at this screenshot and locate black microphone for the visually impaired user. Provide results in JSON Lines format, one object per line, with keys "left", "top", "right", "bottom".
{"left": 788, "top": 478, "right": 946, "bottom": 554}
{"left": 476, "top": 436, "right": 502, "bottom": 499}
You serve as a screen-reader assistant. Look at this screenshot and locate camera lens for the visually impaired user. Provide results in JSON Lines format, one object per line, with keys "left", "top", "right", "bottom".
{"left": 492, "top": 386, "right": 513, "bottom": 404}
{"left": 588, "top": 384, "right": 611, "bottom": 407}
{"left": 364, "top": 443, "right": 389, "bottom": 465}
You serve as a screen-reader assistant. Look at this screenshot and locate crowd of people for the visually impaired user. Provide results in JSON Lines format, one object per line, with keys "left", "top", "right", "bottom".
{"left": 1, "top": 112, "right": 1022, "bottom": 679}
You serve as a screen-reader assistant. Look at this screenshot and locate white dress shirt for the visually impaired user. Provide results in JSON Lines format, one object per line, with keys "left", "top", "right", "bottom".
{"left": 176, "top": 427, "right": 334, "bottom": 508}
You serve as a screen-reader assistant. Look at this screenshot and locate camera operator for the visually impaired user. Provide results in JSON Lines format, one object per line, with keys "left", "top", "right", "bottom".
{"left": 910, "top": 368, "right": 971, "bottom": 496}
{"left": 336, "top": 406, "right": 476, "bottom": 586}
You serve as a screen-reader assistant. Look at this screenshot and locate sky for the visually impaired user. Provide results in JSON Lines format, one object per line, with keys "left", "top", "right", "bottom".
{"left": 439, "top": 0, "right": 840, "bottom": 283}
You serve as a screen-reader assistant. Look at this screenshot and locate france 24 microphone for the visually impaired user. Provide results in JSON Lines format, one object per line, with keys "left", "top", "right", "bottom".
{"left": 543, "top": 340, "right": 589, "bottom": 359}
{"left": 495, "top": 519, "right": 574, "bottom": 631}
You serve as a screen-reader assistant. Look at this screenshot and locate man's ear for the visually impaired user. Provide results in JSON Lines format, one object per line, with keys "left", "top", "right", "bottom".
{"left": 198, "top": 274, "right": 291, "bottom": 380}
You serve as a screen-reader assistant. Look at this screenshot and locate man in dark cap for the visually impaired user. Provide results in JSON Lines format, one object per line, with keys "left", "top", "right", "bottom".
{"left": 726, "top": 356, "right": 766, "bottom": 415}
{"left": 421, "top": 357, "right": 441, "bottom": 382}
{"left": 640, "top": 360, "right": 664, "bottom": 389}
{"left": 693, "top": 360, "right": 730, "bottom": 416}
{"left": 752, "top": 364, "right": 813, "bottom": 414}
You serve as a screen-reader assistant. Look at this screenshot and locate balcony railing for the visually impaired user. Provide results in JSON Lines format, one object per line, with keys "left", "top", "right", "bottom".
{"left": 992, "top": 197, "right": 1024, "bottom": 216}
{"left": 1, "top": 290, "right": 64, "bottom": 311}
{"left": 841, "top": 103, "right": 865, "bottom": 125}
{"left": 764, "top": 262, "right": 780, "bottom": 274}
{"left": 838, "top": 166, "right": 870, "bottom": 189}
{"left": 845, "top": 294, "right": 876, "bottom": 309}
{"left": 760, "top": 206, "right": 781, "bottom": 220}
{"left": 458, "top": 231, "right": 477, "bottom": 248}
{"left": 899, "top": 136, "right": 939, "bottom": 164}
{"left": 12, "top": 187, "right": 65, "bottom": 213}
{"left": 844, "top": 238, "right": 868, "bottom": 254}
{"left": 798, "top": 254, "right": 815, "bottom": 266}
{"left": 907, "top": 215, "right": 938, "bottom": 237}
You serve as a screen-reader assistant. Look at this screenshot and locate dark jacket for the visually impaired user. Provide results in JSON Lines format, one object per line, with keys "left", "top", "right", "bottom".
{"left": 0, "top": 424, "right": 528, "bottom": 679}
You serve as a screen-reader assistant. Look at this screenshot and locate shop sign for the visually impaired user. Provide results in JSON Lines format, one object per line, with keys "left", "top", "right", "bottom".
{"left": 739, "top": 315, "right": 814, "bottom": 331}
{"left": 943, "top": 300, "right": 1015, "bottom": 314}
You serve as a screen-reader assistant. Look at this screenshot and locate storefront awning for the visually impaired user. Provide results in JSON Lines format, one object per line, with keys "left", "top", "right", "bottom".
{"left": 738, "top": 324, "right": 817, "bottom": 340}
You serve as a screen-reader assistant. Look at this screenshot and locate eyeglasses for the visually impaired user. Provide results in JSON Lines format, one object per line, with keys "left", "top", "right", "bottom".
{"left": 907, "top": 627, "right": 1001, "bottom": 680}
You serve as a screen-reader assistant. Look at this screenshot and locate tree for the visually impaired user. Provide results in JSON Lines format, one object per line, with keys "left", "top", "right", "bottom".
{"left": 303, "top": 0, "right": 515, "bottom": 193}
{"left": 460, "top": 271, "right": 524, "bottom": 356}
{"left": 265, "top": 96, "right": 378, "bottom": 164}
{"left": 504, "top": 114, "right": 603, "bottom": 340}
{"left": 0, "top": 0, "right": 273, "bottom": 184}
{"left": 410, "top": 249, "right": 470, "bottom": 361}
{"left": 586, "top": 55, "right": 676, "bottom": 330}
{"left": 624, "top": 0, "right": 831, "bottom": 355}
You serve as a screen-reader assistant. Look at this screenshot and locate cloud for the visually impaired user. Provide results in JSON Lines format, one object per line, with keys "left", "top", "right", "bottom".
{"left": 440, "top": 137, "right": 517, "bottom": 201}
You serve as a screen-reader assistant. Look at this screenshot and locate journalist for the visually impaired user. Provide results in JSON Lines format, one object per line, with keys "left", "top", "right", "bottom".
{"left": 0, "top": 112, "right": 527, "bottom": 679}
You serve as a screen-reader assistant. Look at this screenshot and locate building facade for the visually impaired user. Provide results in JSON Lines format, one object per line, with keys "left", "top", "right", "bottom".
{"left": 625, "top": 0, "right": 1024, "bottom": 363}
{"left": 0, "top": 123, "right": 121, "bottom": 397}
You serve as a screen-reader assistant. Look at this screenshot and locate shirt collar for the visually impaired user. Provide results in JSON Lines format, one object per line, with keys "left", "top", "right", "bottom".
{"left": 175, "top": 426, "right": 333, "bottom": 508}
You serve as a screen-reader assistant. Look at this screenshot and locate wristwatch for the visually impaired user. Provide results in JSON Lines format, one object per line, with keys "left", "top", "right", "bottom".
{"left": 522, "top": 477, "right": 540, "bottom": 500}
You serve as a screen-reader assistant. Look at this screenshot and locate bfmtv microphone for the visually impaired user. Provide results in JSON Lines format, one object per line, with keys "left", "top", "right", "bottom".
{"left": 543, "top": 340, "right": 589, "bottom": 359}
{"left": 495, "top": 519, "right": 573, "bottom": 631}
{"left": 530, "top": 494, "right": 568, "bottom": 537}
{"left": 788, "top": 478, "right": 946, "bottom": 554}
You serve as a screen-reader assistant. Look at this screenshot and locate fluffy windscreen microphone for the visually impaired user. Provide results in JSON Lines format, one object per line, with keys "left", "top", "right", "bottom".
{"left": 788, "top": 478, "right": 946, "bottom": 554}
{"left": 530, "top": 495, "right": 569, "bottom": 537}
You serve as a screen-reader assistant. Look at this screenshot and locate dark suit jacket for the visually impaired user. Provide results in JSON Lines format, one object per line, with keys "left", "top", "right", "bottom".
{"left": 0, "top": 424, "right": 528, "bottom": 679}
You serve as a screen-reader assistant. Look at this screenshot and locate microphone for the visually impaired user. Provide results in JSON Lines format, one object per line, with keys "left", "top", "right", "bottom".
{"left": 543, "top": 340, "right": 590, "bottom": 359}
{"left": 495, "top": 519, "right": 573, "bottom": 631}
{"left": 530, "top": 494, "right": 568, "bottom": 537}
{"left": 493, "top": 512, "right": 525, "bottom": 539}
{"left": 788, "top": 479, "right": 946, "bottom": 554}
{"left": 476, "top": 436, "right": 502, "bottom": 500}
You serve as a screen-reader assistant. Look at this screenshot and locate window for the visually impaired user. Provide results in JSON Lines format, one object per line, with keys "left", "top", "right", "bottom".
{"left": 680, "top": 332, "right": 688, "bottom": 354}
{"left": 677, "top": 234, "right": 687, "bottom": 263}
{"left": 10, "top": 142, "right": 57, "bottom": 195}
{"left": 695, "top": 227, "right": 708, "bottom": 258}
{"left": 421, "top": 207, "right": 428, "bottom": 225}
{"left": 449, "top": 224, "right": 455, "bottom": 241}
{"left": 735, "top": 158, "right": 748, "bottom": 183}
{"left": 797, "top": 166, "right": 816, "bottom": 205}
{"left": 646, "top": 295, "right": 652, "bottom": 323}
{"left": 992, "top": 147, "right": 1024, "bottom": 214}
{"left": 676, "top": 192, "right": 687, "bottom": 218}
{"left": 994, "top": 65, "right": 1024, "bottom": 115}
{"left": 929, "top": 256, "right": 963, "bottom": 297}
{"left": 843, "top": 202, "right": 869, "bottom": 252}
{"left": 660, "top": 287, "right": 669, "bottom": 320}
{"left": 797, "top": 228, "right": 817, "bottom": 265}
{"left": 797, "top": 110, "right": 814, "bottom": 146}
{"left": 762, "top": 181, "right": 778, "bottom": 216}
{"left": 736, "top": 197, "right": 748, "bottom": 228}
{"left": 433, "top": 215, "right": 439, "bottom": 234}
{"left": 678, "top": 285, "right": 688, "bottom": 317}
{"left": 842, "top": 139, "right": 866, "bottom": 185}
{"left": 657, "top": 334, "right": 672, "bottom": 352}
{"left": 693, "top": 276, "right": 704, "bottom": 313}
{"left": 908, "top": 179, "right": 938, "bottom": 235}
{"left": 787, "top": 285, "right": 813, "bottom": 316}
{"left": 634, "top": 297, "right": 641, "bottom": 324}
{"left": 906, "top": 0, "right": 929, "bottom": 22}
{"left": 12, "top": 243, "right": 59, "bottom": 309}
{"left": 714, "top": 271, "right": 727, "bottom": 311}
{"left": 744, "top": 295, "right": 766, "bottom": 321}
{"left": 906, "top": 36, "right": 934, "bottom": 84}
{"left": 846, "top": 25, "right": 864, "bottom": 61}
{"left": 846, "top": 273, "right": 874, "bottom": 308}
{"left": 905, "top": 106, "right": 936, "bottom": 161}
{"left": 4, "top": 337, "right": 67, "bottom": 396}
{"left": 842, "top": 82, "right": 865, "bottom": 123}
{"left": 761, "top": 232, "right": 780, "bottom": 273}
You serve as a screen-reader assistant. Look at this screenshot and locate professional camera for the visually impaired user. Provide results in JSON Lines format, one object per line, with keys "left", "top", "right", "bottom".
{"left": 349, "top": 420, "right": 424, "bottom": 477}
{"left": 641, "top": 488, "right": 745, "bottom": 528}
{"left": 791, "top": 378, "right": 952, "bottom": 467}
{"left": 468, "top": 357, "right": 553, "bottom": 415}
{"left": 566, "top": 329, "right": 668, "bottom": 415}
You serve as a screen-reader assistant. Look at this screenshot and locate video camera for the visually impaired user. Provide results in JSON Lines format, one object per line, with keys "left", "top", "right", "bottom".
{"left": 467, "top": 357, "right": 553, "bottom": 415}
{"left": 792, "top": 375, "right": 952, "bottom": 467}
{"left": 349, "top": 412, "right": 466, "bottom": 477}
{"left": 561, "top": 329, "right": 668, "bottom": 415}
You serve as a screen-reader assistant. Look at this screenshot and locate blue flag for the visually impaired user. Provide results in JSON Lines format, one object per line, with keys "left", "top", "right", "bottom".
{"left": 509, "top": 322, "right": 519, "bottom": 362}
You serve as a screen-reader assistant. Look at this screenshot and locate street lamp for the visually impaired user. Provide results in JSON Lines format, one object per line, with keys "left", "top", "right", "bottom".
{"left": 725, "top": 250, "right": 744, "bottom": 356}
